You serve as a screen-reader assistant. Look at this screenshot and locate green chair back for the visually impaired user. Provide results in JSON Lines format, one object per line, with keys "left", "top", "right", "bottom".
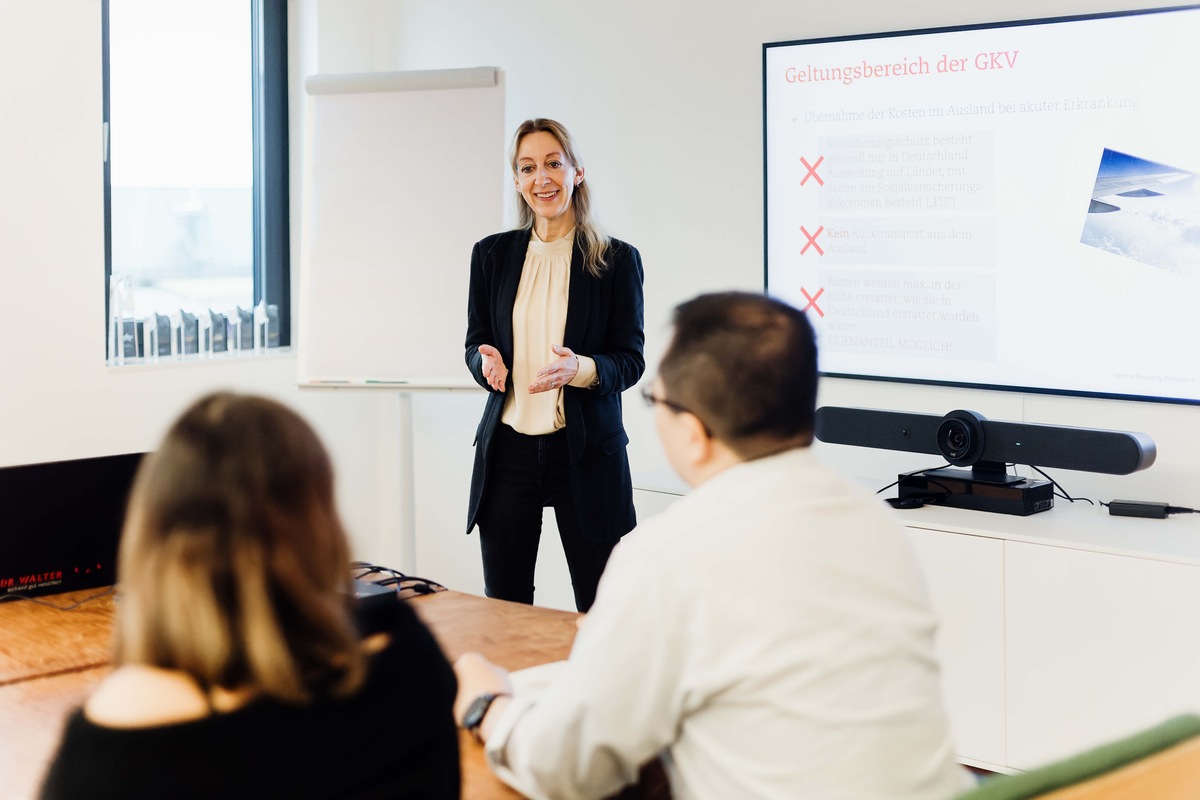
{"left": 955, "top": 714, "right": 1200, "bottom": 799}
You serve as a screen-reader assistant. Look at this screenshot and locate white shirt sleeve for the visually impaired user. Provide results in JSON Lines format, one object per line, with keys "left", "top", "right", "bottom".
{"left": 484, "top": 537, "right": 688, "bottom": 800}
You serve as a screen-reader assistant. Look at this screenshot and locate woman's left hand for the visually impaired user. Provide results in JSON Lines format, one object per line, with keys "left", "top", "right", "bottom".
{"left": 530, "top": 344, "right": 580, "bottom": 393}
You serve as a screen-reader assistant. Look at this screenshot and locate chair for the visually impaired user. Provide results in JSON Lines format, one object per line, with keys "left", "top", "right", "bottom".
{"left": 955, "top": 714, "right": 1200, "bottom": 799}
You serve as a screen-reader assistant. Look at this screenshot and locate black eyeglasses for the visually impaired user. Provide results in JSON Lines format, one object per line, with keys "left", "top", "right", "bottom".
{"left": 640, "top": 386, "right": 711, "bottom": 436}
{"left": 640, "top": 385, "right": 686, "bottom": 413}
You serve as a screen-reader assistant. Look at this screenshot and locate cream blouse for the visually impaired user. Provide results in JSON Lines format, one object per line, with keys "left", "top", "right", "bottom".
{"left": 501, "top": 229, "right": 598, "bottom": 435}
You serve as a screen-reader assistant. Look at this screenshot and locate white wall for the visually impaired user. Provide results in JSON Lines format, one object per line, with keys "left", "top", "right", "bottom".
{"left": 298, "top": 0, "right": 1200, "bottom": 599}
{"left": 0, "top": 1, "right": 407, "bottom": 572}
{"left": 6, "top": 1, "right": 1199, "bottom": 607}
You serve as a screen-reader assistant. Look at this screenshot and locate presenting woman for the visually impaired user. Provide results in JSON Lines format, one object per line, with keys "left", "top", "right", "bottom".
{"left": 39, "top": 393, "right": 460, "bottom": 799}
{"left": 465, "top": 118, "right": 645, "bottom": 612}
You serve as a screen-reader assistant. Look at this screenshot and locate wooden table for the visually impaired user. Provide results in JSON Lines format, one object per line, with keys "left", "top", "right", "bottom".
{"left": 1, "top": 587, "right": 118, "bottom": 800}
{"left": 410, "top": 591, "right": 585, "bottom": 800}
{"left": 0, "top": 587, "right": 586, "bottom": 800}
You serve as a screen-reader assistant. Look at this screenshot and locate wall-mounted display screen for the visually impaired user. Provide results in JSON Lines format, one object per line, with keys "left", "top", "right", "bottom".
{"left": 764, "top": 5, "right": 1200, "bottom": 404}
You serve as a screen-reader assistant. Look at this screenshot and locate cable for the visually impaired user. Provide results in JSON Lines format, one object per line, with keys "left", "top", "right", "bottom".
{"left": 1027, "top": 465, "right": 1094, "bottom": 505}
{"left": 876, "top": 463, "right": 955, "bottom": 507}
{"left": 350, "top": 561, "right": 446, "bottom": 594}
{"left": 875, "top": 462, "right": 952, "bottom": 495}
{"left": 373, "top": 575, "right": 446, "bottom": 593}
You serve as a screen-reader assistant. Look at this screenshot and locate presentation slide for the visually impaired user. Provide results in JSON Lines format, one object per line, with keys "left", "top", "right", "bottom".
{"left": 765, "top": 7, "right": 1200, "bottom": 403}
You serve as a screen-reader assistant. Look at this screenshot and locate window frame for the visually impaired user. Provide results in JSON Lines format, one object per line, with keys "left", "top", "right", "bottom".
{"left": 101, "top": 0, "right": 290, "bottom": 358}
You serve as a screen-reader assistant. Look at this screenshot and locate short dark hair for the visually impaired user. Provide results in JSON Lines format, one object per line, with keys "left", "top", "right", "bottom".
{"left": 658, "top": 292, "right": 818, "bottom": 458}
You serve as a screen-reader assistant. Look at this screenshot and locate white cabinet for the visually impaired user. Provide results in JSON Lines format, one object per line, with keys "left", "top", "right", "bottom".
{"left": 905, "top": 528, "right": 1006, "bottom": 769}
{"left": 1005, "top": 541, "right": 1200, "bottom": 768}
{"left": 899, "top": 503, "right": 1200, "bottom": 772}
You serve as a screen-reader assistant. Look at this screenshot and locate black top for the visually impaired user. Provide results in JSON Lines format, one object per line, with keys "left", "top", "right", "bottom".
{"left": 39, "top": 598, "right": 460, "bottom": 800}
{"left": 464, "top": 228, "right": 646, "bottom": 544}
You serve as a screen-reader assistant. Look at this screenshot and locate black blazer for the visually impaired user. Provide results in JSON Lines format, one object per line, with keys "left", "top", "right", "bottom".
{"left": 464, "top": 228, "right": 645, "bottom": 544}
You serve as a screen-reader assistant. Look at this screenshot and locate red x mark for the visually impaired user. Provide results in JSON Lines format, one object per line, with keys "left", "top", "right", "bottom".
{"left": 800, "top": 286, "right": 824, "bottom": 317}
{"left": 800, "top": 225, "right": 824, "bottom": 256}
{"left": 800, "top": 155, "right": 824, "bottom": 186}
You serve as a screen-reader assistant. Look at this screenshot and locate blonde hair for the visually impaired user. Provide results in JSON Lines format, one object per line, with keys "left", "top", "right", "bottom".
{"left": 511, "top": 118, "right": 610, "bottom": 277}
{"left": 113, "top": 392, "right": 365, "bottom": 703}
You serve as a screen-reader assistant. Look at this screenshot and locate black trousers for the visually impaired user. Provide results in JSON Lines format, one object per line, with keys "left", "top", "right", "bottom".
{"left": 476, "top": 424, "right": 616, "bottom": 612}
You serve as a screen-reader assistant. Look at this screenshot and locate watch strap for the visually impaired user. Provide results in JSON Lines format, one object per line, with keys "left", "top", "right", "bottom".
{"left": 461, "top": 691, "right": 511, "bottom": 740}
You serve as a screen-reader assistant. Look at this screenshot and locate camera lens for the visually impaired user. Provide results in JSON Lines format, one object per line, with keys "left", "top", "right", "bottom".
{"left": 936, "top": 410, "right": 986, "bottom": 466}
{"left": 937, "top": 419, "right": 973, "bottom": 461}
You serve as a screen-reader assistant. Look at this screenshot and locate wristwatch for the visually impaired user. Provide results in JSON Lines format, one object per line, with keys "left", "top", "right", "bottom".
{"left": 461, "top": 691, "right": 510, "bottom": 740}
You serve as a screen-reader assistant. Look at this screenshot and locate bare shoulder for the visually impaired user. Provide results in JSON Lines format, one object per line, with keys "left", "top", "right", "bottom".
{"left": 86, "top": 637, "right": 390, "bottom": 728}
{"left": 85, "top": 664, "right": 211, "bottom": 728}
{"left": 362, "top": 631, "right": 390, "bottom": 655}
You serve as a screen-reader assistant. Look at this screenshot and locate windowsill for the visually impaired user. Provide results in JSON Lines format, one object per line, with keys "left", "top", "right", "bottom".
{"left": 105, "top": 345, "right": 295, "bottom": 371}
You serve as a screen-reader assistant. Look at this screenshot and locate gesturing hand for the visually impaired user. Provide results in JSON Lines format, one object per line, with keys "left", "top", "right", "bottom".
{"left": 531, "top": 344, "right": 580, "bottom": 394}
{"left": 478, "top": 344, "right": 508, "bottom": 392}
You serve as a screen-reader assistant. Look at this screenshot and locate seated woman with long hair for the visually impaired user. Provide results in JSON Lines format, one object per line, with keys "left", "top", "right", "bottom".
{"left": 39, "top": 392, "right": 460, "bottom": 799}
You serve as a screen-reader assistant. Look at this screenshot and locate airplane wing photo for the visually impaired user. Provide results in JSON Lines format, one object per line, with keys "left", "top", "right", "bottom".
{"left": 1088, "top": 149, "right": 1194, "bottom": 213}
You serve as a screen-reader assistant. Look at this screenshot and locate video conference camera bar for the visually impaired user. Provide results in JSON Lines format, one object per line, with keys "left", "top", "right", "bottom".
{"left": 814, "top": 407, "right": 1157, "bottom": 516}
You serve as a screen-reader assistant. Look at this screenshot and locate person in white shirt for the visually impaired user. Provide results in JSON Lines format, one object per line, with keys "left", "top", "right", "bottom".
{"left": 454, "top": 291, "right": 973, "bottom": 800}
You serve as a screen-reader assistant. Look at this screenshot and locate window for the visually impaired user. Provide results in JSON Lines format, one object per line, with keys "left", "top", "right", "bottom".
{"left": 103, "top": 0, "right": 289, "bottom": 360}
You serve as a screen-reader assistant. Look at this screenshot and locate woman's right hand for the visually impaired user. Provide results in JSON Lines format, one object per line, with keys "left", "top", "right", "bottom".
{"left": 478, "top": 344, "right": 508, "bottom": 392}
